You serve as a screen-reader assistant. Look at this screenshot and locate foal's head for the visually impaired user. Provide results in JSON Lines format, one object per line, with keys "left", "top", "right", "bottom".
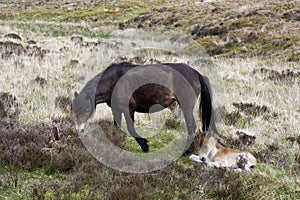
{"left": 71, "top": 91, "right": 95, "bottom": 133}
{"left": 198, "top": 131, "right": 218, "bottom": 162}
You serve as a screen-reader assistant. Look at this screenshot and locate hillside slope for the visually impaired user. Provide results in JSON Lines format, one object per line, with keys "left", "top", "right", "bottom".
{"left": 1, "top": 0, "right": 300, "bottom": 61}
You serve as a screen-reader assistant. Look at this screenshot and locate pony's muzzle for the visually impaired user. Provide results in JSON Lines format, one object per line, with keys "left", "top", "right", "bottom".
{"left": 75, "top": 123, "right": 85, "bottom": 134}
{"left": 76, "top": 128, "right": 84, "bottom": 134}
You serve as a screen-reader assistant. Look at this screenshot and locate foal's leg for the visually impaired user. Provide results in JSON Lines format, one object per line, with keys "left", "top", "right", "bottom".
{"left": 189, "top": 154, "right": 203, "bottom": 163}
{"left": 124, "top": 109, "right": 149, "bottom": 152}
{"left": 112, "top": 108, "right": 122, "bottom": 128}
{"left": 207, "top": 161, "right": 221, "bottom": 168}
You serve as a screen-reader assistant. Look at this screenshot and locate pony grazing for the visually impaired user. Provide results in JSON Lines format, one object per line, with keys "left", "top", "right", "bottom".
{"left": 189, "top": 131, "right": 257, "bottom": 172}
{"left": 72, "top": 62, "right": 214, "bottom": 153}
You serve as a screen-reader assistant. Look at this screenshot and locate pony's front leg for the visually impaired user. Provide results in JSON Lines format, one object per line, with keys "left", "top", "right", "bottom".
{"left": 124, "top": 109, "right": 149, "bottom": 152}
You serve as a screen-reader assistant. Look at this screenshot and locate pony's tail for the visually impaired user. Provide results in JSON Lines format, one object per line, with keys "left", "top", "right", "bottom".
{"left": 199, "top": 75, "right": 222, "bottom": 138}
{"left": 199, "top": 75, "right": 212, "bottom": 132}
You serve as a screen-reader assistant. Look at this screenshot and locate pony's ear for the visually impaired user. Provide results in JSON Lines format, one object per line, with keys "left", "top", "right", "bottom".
{"left": 74, "top": 91, "right": 79, "bottom": 97}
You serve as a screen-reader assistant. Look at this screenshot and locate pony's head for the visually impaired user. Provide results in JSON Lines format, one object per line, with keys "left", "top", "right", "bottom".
{"left": 71, "top": 91, "right": 95, "bottom": 133}
{"left": 198, "top": 131, "right": 217, "bottom": 162}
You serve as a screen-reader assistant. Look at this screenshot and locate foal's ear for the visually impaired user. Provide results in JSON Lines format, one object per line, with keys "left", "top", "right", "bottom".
{"left": 74, "top": 91, "right": 79, "bottom": 97}
{"left": 200, "top": 131, "right": 208, "bottom": 136}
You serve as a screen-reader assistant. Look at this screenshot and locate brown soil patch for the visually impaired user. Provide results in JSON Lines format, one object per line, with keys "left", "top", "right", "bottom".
{"left": 55, "top": 96, "right": 72, "bottom": 113}
{"left": 232, "top": 102, "right": 270, "bottom": 117}
{"left": 0, "top": 40, "right": 47, "bottom": 59}
{"left": 0, "top": 116, "right": 91, "bottom": 171}
{"left": 0, "top": 92, "right": 19, "bottom": 122}
{"left": 253, "top": 68, "right": 300, "bottom": 84}
{"left": 223, "top": 131, "right": 256, "bottom": 152}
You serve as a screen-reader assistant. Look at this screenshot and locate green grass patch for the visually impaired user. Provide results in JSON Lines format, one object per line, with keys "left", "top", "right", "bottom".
{"left": 2, "top": 1, "right": 166, "bottom": 24}
{"left": 124, "top": 129, "right": 181, "bottom": 153}
{"left": 12, "top": 22, "right": 110, "bottom": 38}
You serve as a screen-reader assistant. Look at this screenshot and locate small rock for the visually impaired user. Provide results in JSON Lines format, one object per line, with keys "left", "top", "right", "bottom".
{"left": 32, "top": 76, "right": 47, "bottom": 87}
{"left": 70, "top": 59, "right": 79, "bottom": 68}
{"left": 71, "top": 36, "right": 84, "bottom": 44}
{"left": 27, "top": 40, "right": 37, "bottom": 45}
{"left": 283, "top": 10, "right": 300, "bottom": 21}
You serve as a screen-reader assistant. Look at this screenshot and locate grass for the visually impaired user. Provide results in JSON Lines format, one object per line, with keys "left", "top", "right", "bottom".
{"left": 2, "top": 0, "right": 300, "bottom": 60}
{"left": 1, "top": 25, "right": 299, "bottom": 198}
{"left": 1, "top": 161, "right": 298, "bottom": 199}
{"left": 0, "top": 1, "right": 166, "bottom": 24}
{"left": 0, "top": 167, "right": 104, "bottom": 199}
{"left": 0, "top": 0, "right": 299, "bottom": 199}
{"left": 124, "top": 129, "right": 179, "bottom": 153}
{"left": 1, "top": 21, "right": 111, "bottom": 38}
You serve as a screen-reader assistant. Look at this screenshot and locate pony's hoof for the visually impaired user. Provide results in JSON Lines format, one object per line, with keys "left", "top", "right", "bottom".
{"left": 180, "top": 150, "right": 191, "bottom": 157}
{"left": 142, "top": 145, "right": 149, "bottom": 153}
{"left": 139, "top": 138, "right": 149, "bottom": 152}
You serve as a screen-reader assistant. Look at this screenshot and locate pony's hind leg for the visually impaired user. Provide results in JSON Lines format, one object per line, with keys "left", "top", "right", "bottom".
{"left": 124, "top": 109, "right": 149, "bottom": 152}
{"left": 112, "top": 108, "right": 122, "bottom": 128}
{"left": 182, "top": 108, "right": 197, "bottom": 155}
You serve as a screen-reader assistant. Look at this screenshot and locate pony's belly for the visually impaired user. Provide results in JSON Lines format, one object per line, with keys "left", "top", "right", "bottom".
{"left": 135, "top": 105, "right": 167, "bottom": 113}
{"left": 131, "top": 83, "right": 176, "bottom": 113}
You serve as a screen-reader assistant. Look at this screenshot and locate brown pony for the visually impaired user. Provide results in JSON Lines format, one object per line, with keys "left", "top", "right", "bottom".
{"left": 72, "top": 62, "right": 215, "bottom": 153}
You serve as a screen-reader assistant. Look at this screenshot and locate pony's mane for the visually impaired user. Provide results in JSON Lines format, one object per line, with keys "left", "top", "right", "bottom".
{"left": 78, "top": 62, "right": 135, "bottom": 100}
{"left": 80, "top": 71, "right": 103, "bottom": 96}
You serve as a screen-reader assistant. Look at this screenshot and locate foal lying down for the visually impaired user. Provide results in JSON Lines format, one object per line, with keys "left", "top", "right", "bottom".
{"left": 189, "top": 131, "right": 257, "bottom": 172}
